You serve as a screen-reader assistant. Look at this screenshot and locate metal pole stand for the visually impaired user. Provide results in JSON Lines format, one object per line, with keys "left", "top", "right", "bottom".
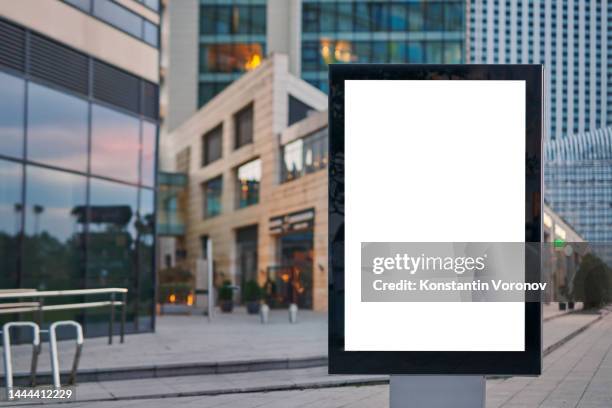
{"left": 390, "top": 375, "right": 485, "bottom": 408}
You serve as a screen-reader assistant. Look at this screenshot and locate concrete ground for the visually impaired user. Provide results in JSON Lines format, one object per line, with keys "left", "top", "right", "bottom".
{"left": 11, "top": 308, "right": 608, "bottom": 408}
{"left": 2, "top": 309, "right": 327, "bottom": 376}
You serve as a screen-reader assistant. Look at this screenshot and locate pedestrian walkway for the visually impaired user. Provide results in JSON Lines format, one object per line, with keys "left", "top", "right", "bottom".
{"left": 0, "top": 308, "right": 602, "bottom": 405}
{"left": 1, "top": 309, "right": 327, "bottom": 380}
{"left": 17, "top": 309, "right": 609, "bottom": 408}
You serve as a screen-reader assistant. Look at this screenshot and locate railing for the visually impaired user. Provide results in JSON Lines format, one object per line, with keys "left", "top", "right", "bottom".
{"left": 0, "top": 288, "right": 128, "bottom": 344}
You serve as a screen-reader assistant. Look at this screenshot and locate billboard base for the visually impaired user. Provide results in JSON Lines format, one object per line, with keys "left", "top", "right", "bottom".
{"left": 390, "top": 375, "right": 485, "bottom": 408}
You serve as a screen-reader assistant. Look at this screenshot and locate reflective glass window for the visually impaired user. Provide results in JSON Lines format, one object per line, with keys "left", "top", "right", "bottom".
{"left": 216, "top": 6, "right": 232, "bottom": 34}
{"left": 353, "top": 41, "right": 372, "bottom": 63}
{"left": 390, "top": 4, "right": 407, "bottom": 31}
{"left": 302, "top": 3, "right": 319, "bottom": 33}
{"left": 87, "top": 178, "right": 137, "bottom": 288}
{"left": 64, "top": 0, "right": 91, "bottom": 12}
{"left": 425, "top": 41, "right": 443, "bottom": 63}
{"left": 407, "top": 42, "right": 424, "bottom": 62}
{"left": 23, "top": 166, "right": 86, "bottom": 290}
{"left": 389, "top": 41, "right": 406, "bottom": 63}
{"left": 337, "top": 3, "right": 353, "bottom": 32}
{"left": 370, "top": 3, "right": 389, "bottom": 31}
{"left": 320, "top": 3, "right": 336, "bottom": 32}
{"left": 202, "top": 124, "right": 223, "bottom": 166}
{"left": 0, "top": 160, "right": 22, "bottom": 289}
{"left": 302, "top": 41, "right": 321, "bottom": 71}
{"left": 236, "top": 158, "right": 261, "bottom": 208}
{"left": 141, "top": 121, "right": 157, "bottom": 187}
{"left": 203, "top": 176, "right": 222, "bottom": 218}
{"left": 425, "top": 2, "right": 444, "bottom": 31}
{"left": 372, "top": 42, "right": 389, "bottom": 63}
{"left": 445, "top": 2, "right": 464, "bottom": 31}
{"left": 200, "top": 6, "right": 216, "bottom": 35}
{"left": 93, "top": 0, "right": 142, "bottom": 38}
{"left": 444, "top": 41, "right": 463, "bottom": 63}
{"left": 143, "top": 0, "right": 159, "bottom": 12}
{"left": 0, "top": 72, "right": 25, "bottom": 159}
{"left": 27, "top": 82, "right": 88, "bottom": 172}
{"left": 137, "top": 188, "right": 155, "bottom": 326}
{"left": 251, "top": 6, "right": 266, "bottom": 34}
{"left": 91, "top": 104, "right": 140, "bottom": 183}
{"left": 407, "top": 3, "right": 425, "bottom": 31}
{"left": 143, "top": 20, "right": 158, "bottom": 47}
{"left": 354, "top": 3, "right": 370, "bottom": 32}
{"left": 234, "top": 104, "right": 254, "bottom": 149}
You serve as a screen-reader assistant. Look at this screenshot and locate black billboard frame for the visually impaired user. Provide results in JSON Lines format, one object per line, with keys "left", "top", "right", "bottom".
{"left": 328, "top": 64, "right": 543, "bottom": 375}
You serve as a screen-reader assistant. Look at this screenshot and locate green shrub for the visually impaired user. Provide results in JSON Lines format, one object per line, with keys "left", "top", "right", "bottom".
{"left": 218, "top": 280, "right": 234, "bottom": 301}
{"left": 572, "top": 253, "right": 612, "bottom": 309}
{"left": 243, "top": 280, "right": 262, "bottom": 302}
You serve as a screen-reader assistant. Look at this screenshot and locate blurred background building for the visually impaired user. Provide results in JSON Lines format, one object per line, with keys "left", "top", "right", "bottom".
{"left": 467, "top": 0, "right": 611, "bottom": 140}
{"left": 160, "top": 0, "right": 465, "bottom": 136}
{"left": 162, "top": 54, "right": 329, "bottom": 310}
{"left": 0, "top": 0, "right": 160, "bottom": 334}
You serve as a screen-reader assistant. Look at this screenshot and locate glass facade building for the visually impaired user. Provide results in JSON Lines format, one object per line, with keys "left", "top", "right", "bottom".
{"left": 0, "top": 16, "right": 158, "bottom": 335}
{"left": 301, "top": 0, "right": 465, "bottom": 92}
{"left": 468, "top": 0, "right": 610, "bottom": 140}
{"left": 195, "top": 0, "right": 464, "bottom": 105}
{"left": 198, "top": 0, "right": 266, "bottom": 107}
{"left": 545, "top": 129, "right": 612, "bottom": 263}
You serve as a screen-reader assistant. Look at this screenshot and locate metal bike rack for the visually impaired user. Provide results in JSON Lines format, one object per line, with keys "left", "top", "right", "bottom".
{"left": 1, "top": 321, "right": 41, "bottom": 393}
{"left": 49, "top": 321, "right": 83, "bottom": 388}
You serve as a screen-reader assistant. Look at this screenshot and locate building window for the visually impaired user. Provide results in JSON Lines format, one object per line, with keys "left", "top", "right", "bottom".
{"left": 27, "top": 82, "right": 88, "bottom": 172}
{"left": 202, "top": 124, "right": 223, "bottom": 166}
{"left": 0, "top": 71, "right": 25, "bottom": 160}
{"left": 234, "top": 103, "right": 254, "bottom": 149}
{"left": 281, "top": 128, "right": 328, "bottom": 182}
{"left": 236, "top": 158, "right": 261, "bottom": 208}
{"left": 91, "top": 104, "right": 140, "bottom": 184}
{"left": 288, "top": 95, "right": 315, "bottom": 126}
{"left": 203, "top": 176, "right": 222, "bottom": 218}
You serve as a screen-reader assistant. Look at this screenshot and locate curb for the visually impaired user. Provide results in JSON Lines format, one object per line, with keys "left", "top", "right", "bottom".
{"left": 5, "top": 356, "right": 328, "bottom": 387}
{"left": 5, "top": 311, "right": 606, "bottom": 395}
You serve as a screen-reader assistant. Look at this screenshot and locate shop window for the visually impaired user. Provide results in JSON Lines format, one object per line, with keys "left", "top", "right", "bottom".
{"left": 236, "top": 158, "right": 261, "bottom": 208}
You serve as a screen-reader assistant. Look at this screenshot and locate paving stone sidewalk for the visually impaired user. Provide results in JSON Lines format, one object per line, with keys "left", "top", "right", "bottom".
{"left": 17, "top": 309, "right": 609, "bottom": 408}
{"left": 1, "top": 309, "right": 327, "bottom": 376}
{"left": 0, "top": 308, "right": 602, "bottom": 406}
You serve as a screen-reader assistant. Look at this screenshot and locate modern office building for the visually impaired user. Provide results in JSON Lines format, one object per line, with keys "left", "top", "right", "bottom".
{"left": 160, "top": 0, "right": 465, "bottom": 135}
{"left": 467, "top": 0, "right": 611, "bottom": 140}
{"left": 0, "top": 0, "right": 160, "bottom": 334}
{"left": 545, "top": 128, "right": 612, "bottom": 263}
{"left": 162, "top": 54, "right": 329, "bottom": 310}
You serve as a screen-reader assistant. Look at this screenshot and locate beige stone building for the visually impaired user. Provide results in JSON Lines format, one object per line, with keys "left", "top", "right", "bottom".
{"left": 163, "top": 54, "right": 329, "bottom": 310}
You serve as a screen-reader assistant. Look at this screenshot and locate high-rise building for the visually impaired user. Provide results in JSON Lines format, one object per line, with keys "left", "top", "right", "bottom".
{"left": 545, "top": 128, "right": 612, "bottom": 261}
{"left": 467, "top": 0, "right": 610, "bottom": 140}
{"left": 161, "top": 0, "right": 466, "bottom": 134}
{"left": 0, "top": 0, "right": 160, "bottom": 334}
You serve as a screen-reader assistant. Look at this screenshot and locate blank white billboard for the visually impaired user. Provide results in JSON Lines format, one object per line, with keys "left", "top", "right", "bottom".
{"left": 344, "top": 80, "right": 526, "bottom": 351}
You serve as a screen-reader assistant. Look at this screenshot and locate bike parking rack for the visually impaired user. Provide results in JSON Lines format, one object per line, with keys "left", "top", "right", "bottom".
{"left": 49, "top": 321, "right": 83, "bottom": 388}
{"left": 1, "top": 320, "right": 84, "bottom": 392}
{"left": 1, "top": 321, "right": 41, "bottom": 394}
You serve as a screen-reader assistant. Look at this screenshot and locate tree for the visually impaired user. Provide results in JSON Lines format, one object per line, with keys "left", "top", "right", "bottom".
{"left": 572, "top": 253, "right": 612, "bottom": 309}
